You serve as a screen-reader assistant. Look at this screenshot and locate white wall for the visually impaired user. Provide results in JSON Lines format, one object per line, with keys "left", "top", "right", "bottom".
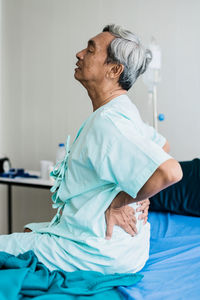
{"left": 0, "top": 0, "right": 7, "bottom": 234}
{"left": 0, "top": 0, "right": 200, "bottom": 233}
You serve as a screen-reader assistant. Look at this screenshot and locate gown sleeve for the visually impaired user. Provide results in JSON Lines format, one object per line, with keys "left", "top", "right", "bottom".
{"left": 142, "top": 122, "right": 166, "bottom": 147}
{"left": 92, "top": 112, "right": 172, "bottom": 199}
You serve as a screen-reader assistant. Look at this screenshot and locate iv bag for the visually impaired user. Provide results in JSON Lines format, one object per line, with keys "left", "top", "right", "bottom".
{"left": 143, "top": 37, "right": 162, "bottom": 91}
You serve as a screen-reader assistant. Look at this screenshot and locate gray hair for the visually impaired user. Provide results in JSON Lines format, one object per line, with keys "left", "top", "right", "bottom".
{"left": 103, "top": 24, "right": 152, "bottom": 91}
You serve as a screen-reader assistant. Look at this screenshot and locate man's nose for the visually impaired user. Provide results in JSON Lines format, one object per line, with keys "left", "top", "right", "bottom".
{"left": 76, "top": 49, "right": 86, "bottom": 60}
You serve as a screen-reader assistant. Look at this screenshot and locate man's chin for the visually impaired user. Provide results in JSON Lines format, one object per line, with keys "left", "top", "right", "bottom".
{"left": 74, "top": 72, "right": 85, "bottom": 85}
{"left": 74, "top": 71, "right": 81, "bottom": 81}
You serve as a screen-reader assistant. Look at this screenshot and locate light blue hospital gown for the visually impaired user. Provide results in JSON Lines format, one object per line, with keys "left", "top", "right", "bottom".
{"left": 0, "top": 95, "right": 171, "bottom": 274}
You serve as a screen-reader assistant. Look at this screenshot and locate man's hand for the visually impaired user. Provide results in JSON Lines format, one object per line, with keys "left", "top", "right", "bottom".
{"left": 105, "top": 204, "right": 137, "bottom": 240}
{"left": 136, "top": 198, "right": 150, "bottom": 224}
{"left": 105, "top": 193, "right": 150, "bottom": 240}
{"left": 105, "top": 192, "right": 137, "bottom": 240}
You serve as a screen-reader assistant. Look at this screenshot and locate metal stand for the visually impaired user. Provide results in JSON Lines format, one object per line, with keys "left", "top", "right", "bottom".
{"left": 8, "top": 184, "right": 12, "bottom": 234}
{"left": 152, "top": 85, "right": 158, "bottom": 130}
{"left": 148, "top": 84, "right": 158, "bottom": 130}
{"left": 0, "top": 176, "right": 52, "bottom": 235}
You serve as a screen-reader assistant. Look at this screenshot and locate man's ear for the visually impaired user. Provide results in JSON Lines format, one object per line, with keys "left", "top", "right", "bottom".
{"left": 110, "top": 63, "right": 124, "bottom": 79}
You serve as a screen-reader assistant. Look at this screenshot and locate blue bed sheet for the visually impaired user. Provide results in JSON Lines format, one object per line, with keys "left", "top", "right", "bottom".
{"left": 118, "top": 212, "right": 200, "bottom": 300}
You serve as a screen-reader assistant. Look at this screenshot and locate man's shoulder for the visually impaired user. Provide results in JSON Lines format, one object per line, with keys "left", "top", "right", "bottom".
{"left": 94, "top": 95, "right": 135, "bottom": 121}
{"left": 97, "top": 101, "right": 142, "bottom": 131}
{"left": 84, "top": 95, "right": 145, "bottom": 144}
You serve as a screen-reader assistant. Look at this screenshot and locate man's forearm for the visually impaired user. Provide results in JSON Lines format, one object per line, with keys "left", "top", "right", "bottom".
{"left": 132, "top": 140, "right": 174, "bottom": 202}
{"left": 163, "top": 140, "right": 170, "bottom": 153}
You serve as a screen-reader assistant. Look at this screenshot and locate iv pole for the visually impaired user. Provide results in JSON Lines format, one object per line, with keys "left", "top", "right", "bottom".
{"left": 150, "top": 84, "right": 158, "bottom": 131}
{"left": 143, "top": 38, "right": 164, "bottom": 131}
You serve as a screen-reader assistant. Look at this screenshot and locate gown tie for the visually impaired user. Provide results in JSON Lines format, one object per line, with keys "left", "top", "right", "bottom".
{"left": 49, "top": 135, "right": 71, "bottom": 226}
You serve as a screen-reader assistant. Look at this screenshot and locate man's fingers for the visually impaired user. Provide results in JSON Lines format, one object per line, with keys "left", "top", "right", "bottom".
{"left": 122, "top": 210, "right": 137, "bottom": 235}
{"left": 135, "top": 199, "right": 150, "bottom": 224}
{"left": 141, "top": 215, "right": 148, "bottom": 224}
{"left": 123, "top": 224, "right": 137, "bottom": 237}
{"left": 105, "top": 204, "right": 139, "bottom": 239}
{"left": 136, "top": 201, "right": 150, "bottom": 212}
{"left": 126, "top": 212, "right": 136, "bottom": 222}
{"left": 124, "top": 207, "right": 136, "bottom": 219}
{"left": 136, "top": 204, "right": 149, "bottom": 212}
{"left": 138, "top": 211, "right": 148, "bottom": 220}
{"left": 129, "top": 221, "right": 138, "bottom": 235}
{"left": 105, "top": 220, "right": 114, "bottom": 240}
{"left": 124, "top": 206, "right": 135, "bottom": 216}
{"left": 138, "top": 209, "right": 148, "bottom": 217}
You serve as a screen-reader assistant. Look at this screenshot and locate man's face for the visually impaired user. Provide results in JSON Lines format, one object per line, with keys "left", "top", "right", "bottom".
{"left": 74, "top": 32, "right": 115, "bottom": 87}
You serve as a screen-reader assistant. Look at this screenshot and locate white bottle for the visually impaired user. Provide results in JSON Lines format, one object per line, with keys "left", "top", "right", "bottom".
{"left": 56, "top": 143, "right": 66, "bottom": 164}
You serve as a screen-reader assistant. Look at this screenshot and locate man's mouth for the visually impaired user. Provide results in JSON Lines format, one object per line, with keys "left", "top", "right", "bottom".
{"left": 76, "top": 62, "right": 81, "bottom": 70}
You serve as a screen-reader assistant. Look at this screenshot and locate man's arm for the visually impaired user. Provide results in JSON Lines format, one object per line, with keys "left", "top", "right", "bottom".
{"left": 110, "top": 158, "right": 182, "bottom": 208}
{"left": 163, "top": 140, "right": 170, "bottom": 153}
{"left": 135, "top": 140, "right": 171, "bottom": 222}
{"left": 105, "top": 158, "right": 182, "bottom": 239}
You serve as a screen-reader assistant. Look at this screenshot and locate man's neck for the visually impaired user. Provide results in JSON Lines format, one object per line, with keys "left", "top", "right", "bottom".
{"left": 88, "top": 86, "right": 127, "bottom": 111}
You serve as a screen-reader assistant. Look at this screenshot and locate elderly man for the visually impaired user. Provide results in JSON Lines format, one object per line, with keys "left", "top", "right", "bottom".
{"left": 0, "top": 25, "right": 182, "bottom": 274}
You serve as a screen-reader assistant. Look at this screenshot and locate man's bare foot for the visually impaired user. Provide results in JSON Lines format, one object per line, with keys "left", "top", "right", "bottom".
{"left": 24, "top": 228, "right": 32, "bottom": 233}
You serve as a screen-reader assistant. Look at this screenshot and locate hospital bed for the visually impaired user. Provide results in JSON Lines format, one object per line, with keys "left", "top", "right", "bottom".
{"left": 0, "top": 159, "right": 199, "bottom": 299}
{"left": 119, "top": 211, "right": 200, "bottom": 299}
{"left": 119, "top": 158, "right": 200, "bottom": 299}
